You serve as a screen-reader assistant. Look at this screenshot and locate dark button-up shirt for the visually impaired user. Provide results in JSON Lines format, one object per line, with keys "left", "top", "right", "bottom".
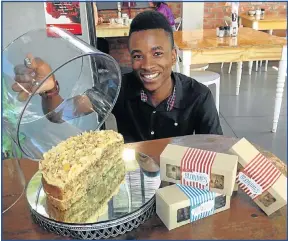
{"left": 112, "top": 72, "right": 223, "bottom": 143}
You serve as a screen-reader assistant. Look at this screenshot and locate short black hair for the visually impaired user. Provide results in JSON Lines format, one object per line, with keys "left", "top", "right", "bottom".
{"left": 129, "top": 10, "right": 174, "bottom": 48}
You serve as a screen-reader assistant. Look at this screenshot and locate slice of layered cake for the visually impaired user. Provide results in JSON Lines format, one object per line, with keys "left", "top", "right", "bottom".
{"left": 39, "top": 130, "right": 126, "bottom": 212}
{"left": 45, "top": 170, "right": 123, "bottom": 223}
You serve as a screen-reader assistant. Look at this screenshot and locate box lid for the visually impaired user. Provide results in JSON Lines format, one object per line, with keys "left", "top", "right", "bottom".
{"left": 161, "top": 144, "right": 238, "bottom": 171}
{"left": 157, "top": 184, "right": 222, "bottom": 207}
{"left": 229, "top": 138, "right": 259, "bottom": 167}
{"left": 157, "top": 185, "right": 189, "bottom": 206}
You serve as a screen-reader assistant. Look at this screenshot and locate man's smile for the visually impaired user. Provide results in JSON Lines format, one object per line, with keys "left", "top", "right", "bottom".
{"left": 140, "top": 72, "right": 161, "bottom": 83}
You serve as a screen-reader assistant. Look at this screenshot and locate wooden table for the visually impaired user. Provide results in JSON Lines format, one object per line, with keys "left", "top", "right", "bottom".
{"left": 174, "top": 28, "right": 287, "bottom": 133}
{"left": 240, "top": 13, "right": 287, "bottom": 32}
{"left": 96, "top": 23, "right": 130, "bottom": 38}
{"left": 3, "top": 135, "right": 287, "bottom": 240}
{"left": 240, "top": 13, "right": 287, "bottom": 72}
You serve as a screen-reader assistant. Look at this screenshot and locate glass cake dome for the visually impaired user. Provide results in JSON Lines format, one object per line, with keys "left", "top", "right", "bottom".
{"left": 2, "top": 27, "right": 122, "bottom": 161}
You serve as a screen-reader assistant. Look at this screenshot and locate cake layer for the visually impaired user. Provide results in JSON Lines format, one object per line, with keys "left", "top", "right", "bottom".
{"left": 46, "top": 158, "right": 125, "bottom": 210}
{"left": 40, "top": 130, "right": 123, "bottom": 188}
{"left": 40, "top": 130, "right": 124, "bottom": 200}
{"left": 42, "top": 148, "right": 123, "bottom": 205}
{"left": 46, "top": 165, "right": 126, "bottom": 223}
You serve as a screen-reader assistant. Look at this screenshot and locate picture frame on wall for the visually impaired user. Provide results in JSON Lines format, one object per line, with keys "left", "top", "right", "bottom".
{"left": 44, "top": 2, "right": 82, "bottom": 36}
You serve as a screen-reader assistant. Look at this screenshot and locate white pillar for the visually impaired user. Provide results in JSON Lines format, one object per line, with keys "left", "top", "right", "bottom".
{"left": 182, "top": 2, "right": 204, "bottom": 30}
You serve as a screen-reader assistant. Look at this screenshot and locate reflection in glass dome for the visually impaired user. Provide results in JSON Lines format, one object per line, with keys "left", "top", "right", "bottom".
{"left": 2, "top": 27, "right": 122, "bottom": 160}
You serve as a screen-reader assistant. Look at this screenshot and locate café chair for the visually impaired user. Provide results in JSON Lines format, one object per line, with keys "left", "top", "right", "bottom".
{"left": 190, "top": 71, "right": 220, "bottom": 113}
{"left": 174, "top": 17, "right": 182, "bottom": 31}
{"left": 221, "top": 16, "right": 256, "bottom": 75}
{"left": 257, "top": 30, "right": 286, "bottom": 72}
{"left": 172, "top": 57, "right": 220, "bottom": 113}
{"left": 190, "top": 64, "right": 209, "bottom": 71}
{"left": 221, "top": 61, "right": 254, "bottom": 75}
{"left": 174, "top": 61, "right": 220, "bottom": 113}
{"left": 176, "top": 52, "right": 209, "bottom": 72}
{"left": 221, "top": 62, "right": 233, "bottom": 74}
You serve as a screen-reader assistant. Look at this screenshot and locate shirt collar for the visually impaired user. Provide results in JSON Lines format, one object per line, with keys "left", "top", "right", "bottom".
{"left": 140, "top": 85, "right": 176, "bottom": 111}
{"left": 126, "top": 71, "right": 185, "bottom": 109}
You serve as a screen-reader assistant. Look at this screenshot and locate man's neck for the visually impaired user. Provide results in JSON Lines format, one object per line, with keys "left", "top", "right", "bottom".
{"left": 148, "top": 77, "right": 173, "bottom": 107}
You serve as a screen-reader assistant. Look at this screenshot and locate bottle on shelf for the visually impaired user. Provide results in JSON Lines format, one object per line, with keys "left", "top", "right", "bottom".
{"left": 231, "top": 2, "right": 239, "bottom": 37}
{"left": 117, "top": 2, "right": 122, "bottom": 19}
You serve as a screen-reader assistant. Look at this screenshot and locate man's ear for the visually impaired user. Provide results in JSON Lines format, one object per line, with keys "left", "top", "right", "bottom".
{"left": 172, "top": 47, "right": 177, "bottom": 65}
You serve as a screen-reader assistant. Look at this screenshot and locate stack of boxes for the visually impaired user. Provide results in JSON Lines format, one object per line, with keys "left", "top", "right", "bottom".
{"left": 156, "top": 138, "right": 287, "bottom": 230}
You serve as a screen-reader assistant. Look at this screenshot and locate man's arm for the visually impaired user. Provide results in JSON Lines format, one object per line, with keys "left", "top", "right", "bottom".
{"left": 41, "top": 93, "right": 93, "bottom": 123}
{"left": 194, "top": 90, "right": 223, "bottom": 135}
{"left": 12, "top": 54, "right": 93, "bottom": 123}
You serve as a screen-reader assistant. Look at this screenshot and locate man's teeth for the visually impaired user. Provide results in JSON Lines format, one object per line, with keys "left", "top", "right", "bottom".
{"left": 143, "top": 73, "right": 160, "bottom": 79}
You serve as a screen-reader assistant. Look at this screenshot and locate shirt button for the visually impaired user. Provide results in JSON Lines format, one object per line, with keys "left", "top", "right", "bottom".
{"left": 151, "top": 131, "right": 155, "bottom": 135}
{"left": 174, "top": 122, "right": 178, "bottom": 126}
{"left": 152, "top": 111, "right": 156, "bottom": 114}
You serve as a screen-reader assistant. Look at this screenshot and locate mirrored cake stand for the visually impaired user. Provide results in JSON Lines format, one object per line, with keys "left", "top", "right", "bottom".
{"left": 26, "top": 152, "right": 161, "bottom": 239}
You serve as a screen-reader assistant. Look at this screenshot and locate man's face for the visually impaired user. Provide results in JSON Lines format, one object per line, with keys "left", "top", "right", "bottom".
{"left": 129, "top": 29, "right": 177, "bottom": 92}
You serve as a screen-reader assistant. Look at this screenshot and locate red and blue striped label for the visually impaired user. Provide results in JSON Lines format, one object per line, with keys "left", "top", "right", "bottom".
{"left": 180, "top": 148, "right": 216, "bottom": 190}
{"left": 236, "top": 152, "right": 281, "bottom": 200}
{"left": 177, "top": 184, "right": 215, "bottom": 222}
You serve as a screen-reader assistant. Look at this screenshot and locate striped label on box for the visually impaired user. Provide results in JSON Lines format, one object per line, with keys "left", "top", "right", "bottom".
{"left": 177, "top": 184, "right": 215, "bottom": 222}
{"left": 180, "top": 148, "right": 216, "bottom": 190}
{"left": 236, "top": 152, "right": 281, "bottom": 200}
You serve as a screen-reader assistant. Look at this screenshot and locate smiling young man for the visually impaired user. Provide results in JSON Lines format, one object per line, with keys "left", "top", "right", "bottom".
{"left": 112, "top": 10, "right": 223, "bottom": 142}
{"left": 12, "top": 11, "right": 222, "bottom": 143}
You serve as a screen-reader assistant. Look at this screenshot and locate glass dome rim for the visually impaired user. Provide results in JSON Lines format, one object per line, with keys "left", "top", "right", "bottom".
{"left": 2, "top": 26, "right": 123, "bottom": 160}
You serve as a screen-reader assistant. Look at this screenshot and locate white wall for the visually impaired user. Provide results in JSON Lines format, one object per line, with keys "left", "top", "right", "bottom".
{"left": 182, "top": 2, "right": 204, "bottom": 30}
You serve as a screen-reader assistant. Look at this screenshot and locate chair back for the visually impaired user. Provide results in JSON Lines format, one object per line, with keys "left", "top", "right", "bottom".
{"left": 174, "top": 17, "right": 182, "bottom": 31}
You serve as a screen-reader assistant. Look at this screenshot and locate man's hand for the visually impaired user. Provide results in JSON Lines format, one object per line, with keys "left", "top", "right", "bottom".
{"left": 11, "top": 54, "right": 56, "bottom": 102}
